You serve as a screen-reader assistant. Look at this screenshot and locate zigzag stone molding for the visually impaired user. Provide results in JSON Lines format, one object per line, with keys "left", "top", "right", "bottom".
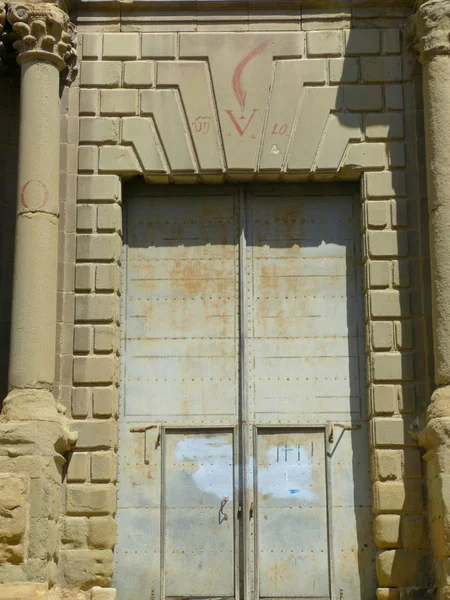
{"left": 79, "top": 32, "right": 402, "bottom": 180}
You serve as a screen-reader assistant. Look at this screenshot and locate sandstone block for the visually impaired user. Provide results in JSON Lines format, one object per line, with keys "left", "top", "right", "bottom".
{"left": 82, "top": 33, "right": 102, "bottom": 60}
{"left": 91, "top": 452, "right": 117, "bottom": 483}
{"left": 103, "top": 33, "right": 139, "bottom": 59}
{"left": 361, "top": 57, "right": 402, "bottom": 83}
{"left": 97, "top": 204, "right": 121, "bottom": 233}
{"left": 368, "top": 232, "right": 408, "bottom": 258}
{"left": 387, "top": 143, "right": 406, "bottom": 168}
{"left": 80, "top": 62, "right": 121, "bottom": 88}
{"left": 383, "top": 29, "right": 401, "bottom": 55}
{"left": 78, "top": 146, "right": 98, "bottom": 173}
{"left": 307, "top": 30, "right": 341, "bottom": 56}
{"left": 376, "top": 589, "right": 400, "bottom": 600}
{"left": 93, "top": 387, "right": 118, "bottom": 418}
{"left": 345, "top": 29, "right": 380, "bottom": 55}
{"left": 88, "top": 516, "right": 116, "bottom": 549}
{"left": 374, "top": 514, "right": 401, "bottom": 548}
{"left": 141, "top": 33, "right": 176, "bottom": 58}
{"left": 79, "top": 89, "right": 98, "bottom": 115}
{"left": 74, "top": 325, "right": 92, "bottom": 353}
{"left": 373, "top": 352, "right": 414, "bottom": 381}
{"left": 94, "top": 325, "right": 118, "bottom": 353}
{"left": 403, "top": 448, "right": 423, "bottom": 479}
{"left": 329, "top": 57, "right": 359, "bottom": 83}
{"left": 77, "top": 175, "right": 120, "bottom": 202}
{"left": 60, "top": 549, "right": 113, "bottom": 587}
{"left": 344, "top": 85, "right": 383, "bottom": 111}
{"left": 395, "top": 321, "right": 413, "bottom": 350}
{"left": 370, "top": 290, "right": 410, "bottom": 318}
{"left": 121, "top": 117, "right": 166, "bottom": 173}
{"left": 124, "top": 61, "right": 155, "bottom": 87}
{"left": 402, "top": 515, "right": 429, "bottom": 549}
{"left": 368, "top": 261, "right": 390, "bottom": 288}
{"left": 71, "top": 420, "right": 117, "bottom": 450}
{"left": 346, "top": 143, "right": 385, "bottom": 170}
{"left": 373, "top": 449, "right": 402, "bottom": 481}
{"left": 0, "top": 584, "right": 48, "bottom": 599}
{"left": 366, "top": 201, "right": 388, "bottom": 228}
{"left": 76, "top": 205, "right": 95, "bottom": 232}
{"left": 29, "top": 478, "right": 59, "bottom": 519}
{"left": 79, "top": 117, "right": 120, "bottom": 144}
{"left": 371, "top": 322, "right": 393, "bottom": 351}
{"left": 75, "top": 264, "right": 93, "bottom": 292}
{"left": 373, "top": 481, "right": 424, "bottom": 513}
{"left": 376, "top": 549, "right": 432, "bottom": 587}
{"left": 72, "top": 387, "right": 91, "bottom": 418}
{"left": 385, "top": 85, "right": 403, "bottom": 111}
{"left": 73, "top": 355, "right": 116, "bottom": 384}
{"left": 98, "top": 146, "right": 142, "bottom": 175}
{"left": 365, "top": 114, "right": 404, "bottom": 140}
{"left": 66, "top": 484, "right": 116, "bottom": 516}
{"left": 91, "top": 587, "right": 117, "bottom": 600}
{"left": 373, "top": 418, "right": 417, "bottom": 447}
{"left": 365, "top": 171, "right": 406, "bottom": 197}
{"left": 96, "top": 265, "right": 119, "bottom": 292}
{"left": 391, "top": 198, "right": 408, "bottom": 227}
{"left": 397, "top": 385, "right": 416, "bottom": 414}
{"left": 75, "top": 294, "right": 117, "bottom": 322}
{"left": 392, "top": 261, "right": 410, "bottom": 288}
{"left": 373, "top": 385, "right": 396, "bottom": 414}
{"left": 0, "top": 474, "right": 28, "bottom": 565}
{"left": 76, "top": 234, "right": 121, "bottom": 262}
{"left": 62, "top": 516, "right": 88, "bottom": 548}
{"left": 28, "top": 516, "right": 59, "bottom": 560}
{"left": 67, "top": 453, "right": 90, "bottom": 483}
{"left": 100, "top": 90, "right": 138, "bottom": 115}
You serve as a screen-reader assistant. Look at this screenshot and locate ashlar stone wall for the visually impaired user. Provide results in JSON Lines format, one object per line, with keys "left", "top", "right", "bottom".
{"left": 14, "top": 4, "right": 433, "bottom": 599}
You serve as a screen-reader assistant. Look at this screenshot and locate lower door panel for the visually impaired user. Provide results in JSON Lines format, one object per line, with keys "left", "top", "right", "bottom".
{"left": 164, "top": 430, "right": 235, "bottom": 598}
{"left": 256, "top": 429, "right": 330, "bottom": 599}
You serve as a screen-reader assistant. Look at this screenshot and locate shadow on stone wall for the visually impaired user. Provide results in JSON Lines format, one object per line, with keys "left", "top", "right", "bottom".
{"left": 0, "top": 71, "right": 20, "bottom": 407}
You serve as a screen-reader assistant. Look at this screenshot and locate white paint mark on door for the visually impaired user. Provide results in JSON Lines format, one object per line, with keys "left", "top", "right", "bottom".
{"left": 175, "top": 437, "right": 233, "bottom": 499}
{"left": 258, "top": 446, "right": 316, "bottom": 501}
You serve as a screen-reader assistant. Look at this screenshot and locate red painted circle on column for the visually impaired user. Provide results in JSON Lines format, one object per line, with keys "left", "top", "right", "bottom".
{"left": 20, "top": 179, "right": 49, "bottom": 210}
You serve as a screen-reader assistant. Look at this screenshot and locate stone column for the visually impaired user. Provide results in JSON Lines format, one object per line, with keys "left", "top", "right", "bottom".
{"left": 413, "top": 1, "right": 450, "bottom": 597}
{"left": 1, "top": 1, "right": 73, "bottom": 421}
{"left": 0, "top": 3, "right": 76, "bottom": 595}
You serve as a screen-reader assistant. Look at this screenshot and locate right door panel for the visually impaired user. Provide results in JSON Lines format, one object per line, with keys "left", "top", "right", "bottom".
{"left": 257, "top": 429, "right": 329, "bottom": 599}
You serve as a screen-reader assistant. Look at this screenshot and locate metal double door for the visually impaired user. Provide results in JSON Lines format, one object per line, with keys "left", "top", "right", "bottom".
{"left": 115, "top": 184, "right": 375, "bottom": 600}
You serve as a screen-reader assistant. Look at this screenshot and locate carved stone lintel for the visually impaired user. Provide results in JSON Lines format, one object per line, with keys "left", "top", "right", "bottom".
{"left": 5, "top": 2, "right": 76, "bottom": 71}
{"left": 411, "top": 0, "right": 450, "bottom": 62}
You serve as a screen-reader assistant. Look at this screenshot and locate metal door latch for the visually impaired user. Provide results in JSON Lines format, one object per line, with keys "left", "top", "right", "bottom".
{"left": 130, "top": 425, "right": 160, "bottom": 464}
{"left": 219, "top": 497, "right": 229, "bottom": 524}
{"left": 328, "top": 422, "right": 361, "bottom": 443}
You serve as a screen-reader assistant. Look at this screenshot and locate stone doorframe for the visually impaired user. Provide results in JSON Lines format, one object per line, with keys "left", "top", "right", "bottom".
{"left": 1, "top": 0, "right": 450, "bottom": 598}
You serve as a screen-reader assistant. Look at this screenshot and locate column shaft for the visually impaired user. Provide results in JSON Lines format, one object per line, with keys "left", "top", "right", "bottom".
{"left": 8, "top": 59, "right": 61, "bottom": 392}
{"left": 423, "top": 55, "right": 450, "bottom": 386}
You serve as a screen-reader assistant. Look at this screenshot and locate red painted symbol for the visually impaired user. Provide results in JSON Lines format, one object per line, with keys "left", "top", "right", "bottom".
{"left": 225, "top": 38, "right": 272, "bottom": 137}
{"left": 192, "top": 116, "right": 211, "bottom": 135}
{"left": 271, "top": 123, "right": 288, "bottom": 136}
{"left": 20, "top": 179, "right": 48, "bottom": 210}
{"left": 224, "top": 109, "right": 258, "bottom": 137}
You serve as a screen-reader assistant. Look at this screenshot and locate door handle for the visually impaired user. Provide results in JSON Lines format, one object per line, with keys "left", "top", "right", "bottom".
{"left": 219, "top": 497, "right": 229, "bottom": 523}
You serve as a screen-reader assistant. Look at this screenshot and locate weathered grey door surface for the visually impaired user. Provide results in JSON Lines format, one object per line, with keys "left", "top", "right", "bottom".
{"left": 114, "top": 184, "right": 376, "bottom": 600}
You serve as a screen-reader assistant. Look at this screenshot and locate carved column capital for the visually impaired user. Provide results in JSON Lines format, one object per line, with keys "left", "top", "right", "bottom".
{"left": 5, "top": 2, "right": 75, "bottom": 70}
{"left": 411, "top": 0, "right": 450, "bottom": 62}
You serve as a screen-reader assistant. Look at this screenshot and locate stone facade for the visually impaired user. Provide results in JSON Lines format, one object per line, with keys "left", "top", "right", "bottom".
{"left": 1, "top": 0, "right": 450, "bottom": 598}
